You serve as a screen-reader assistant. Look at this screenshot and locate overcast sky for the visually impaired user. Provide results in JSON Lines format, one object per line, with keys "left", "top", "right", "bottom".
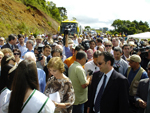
{"left": 49, "top": 0, "right": 150, "bottom": 29}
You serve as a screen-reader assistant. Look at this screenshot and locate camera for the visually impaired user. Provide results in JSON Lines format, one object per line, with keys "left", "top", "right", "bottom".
{"left": 63, "top": 24, "right": 75, "bottom": 45}
{"left": 35, "top": 44, "right": 44, "bottom": 61}
{"left": 81, "top": 40, "right": 90, "bottom": 51}
{"left": 64, "top": 24, "right": 74, "bottom": 35}
{"left": 87, "top": 69, "right": 93, "bottom": 76}
{"left": 132, "top": 41, "right": 150, "bottom": 58}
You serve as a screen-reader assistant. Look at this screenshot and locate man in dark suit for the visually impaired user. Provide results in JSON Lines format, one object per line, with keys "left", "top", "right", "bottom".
{"left": 87, "top": 52, "right": 129, "bottom": 113}
{"left": 135, "top": 62, "right": 150, "bottom": 113}
{"left": 1, "top": 34, "right": 18, "bottom": 51}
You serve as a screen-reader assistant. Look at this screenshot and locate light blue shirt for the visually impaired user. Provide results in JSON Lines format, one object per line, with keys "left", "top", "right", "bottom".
{"left": 94, "top": 68, "right": 114, "bottom": 113}
{"left": 17, "top": 43, "right": 27, "bottom": 57}
{"left": 24, "top": 37, "right": 28, "bottom": 43}
{"left": 22, "top": 49, "right": 34, "bottom": 59}
{"left": 37, "top": 68, "right": 46, "bottom": 93}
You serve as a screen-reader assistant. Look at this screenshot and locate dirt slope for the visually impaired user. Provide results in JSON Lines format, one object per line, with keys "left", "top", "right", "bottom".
{"left": 0, "top": 0, "right": 60, "bottom": 37}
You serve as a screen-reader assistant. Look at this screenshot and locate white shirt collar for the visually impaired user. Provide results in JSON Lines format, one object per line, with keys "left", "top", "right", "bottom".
{"left": 105, "top": 68, "right": 114, "bottom": 80}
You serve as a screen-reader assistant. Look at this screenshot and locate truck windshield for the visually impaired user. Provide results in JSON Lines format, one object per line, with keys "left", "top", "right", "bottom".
{"left": 60, "top": 23, "right": 78, "bottom": 35}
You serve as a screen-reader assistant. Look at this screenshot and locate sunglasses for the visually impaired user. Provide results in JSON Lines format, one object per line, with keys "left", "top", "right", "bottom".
{"left": 97, "top": 62, "right": 104, "bottom": 65}
{"left": 148, "top": 68, "right": 150, "bottom": 71}
{"left": 105, "top": 45, "right": 111, "bottom": 47}
{"left": 14, "top": 53, "right": 20, "bottom": 55}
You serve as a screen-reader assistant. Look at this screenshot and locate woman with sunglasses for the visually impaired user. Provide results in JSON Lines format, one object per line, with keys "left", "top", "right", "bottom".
{"left": 2, "top": 59, "right": 55, "bottom": 113}
{"left": 13, "top": 49, "right": 22, "bottom": 64}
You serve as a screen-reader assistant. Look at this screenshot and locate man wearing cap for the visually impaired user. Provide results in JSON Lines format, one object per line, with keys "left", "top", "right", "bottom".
{"left": 35, "top": 35, "right": 43, "bottom": 46}
{"left": 135, "top": 61, "right": 150, "bottom": 113}
{"left": 58, "top": 36, "right": 63, "bottom": 41}
{"left": 125, "top": 55, "right": 148, "bottom": 113}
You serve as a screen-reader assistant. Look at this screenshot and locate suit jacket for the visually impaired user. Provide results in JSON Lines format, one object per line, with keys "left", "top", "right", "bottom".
{"left": 88, "top": 70, "right": 129, "bottom": 113}
{"left": 135, "top": 78, "right": 149, "bottom": 113}
{"left": 121, "top": 55, "right": 126, "bottom": 61}
{"left": 1, "top": 43, "right": 18, "bottom": 51}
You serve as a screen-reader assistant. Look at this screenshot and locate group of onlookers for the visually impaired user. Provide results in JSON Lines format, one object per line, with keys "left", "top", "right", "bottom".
{"left": 0, "top": 32, "right": 150, "bottom": 113}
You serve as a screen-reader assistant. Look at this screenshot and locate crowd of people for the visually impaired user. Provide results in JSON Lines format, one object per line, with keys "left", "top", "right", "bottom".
{"left": 0, "top": 32, "right": 150, "bottom": 113}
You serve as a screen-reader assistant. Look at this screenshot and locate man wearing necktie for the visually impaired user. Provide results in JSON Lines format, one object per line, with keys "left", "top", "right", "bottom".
{"left": 87, "top": 52, "right": 129, "bottom": 113}
{"left": 1, "top": 34, "right": 18, "bottom": 51}
{"left": 135, "top": 61, "right": 150, "bottom": 113}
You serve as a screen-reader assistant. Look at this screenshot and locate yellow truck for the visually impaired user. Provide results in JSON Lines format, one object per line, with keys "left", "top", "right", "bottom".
{"left": 58, "top": 20, "right": 82, "bottom": 35}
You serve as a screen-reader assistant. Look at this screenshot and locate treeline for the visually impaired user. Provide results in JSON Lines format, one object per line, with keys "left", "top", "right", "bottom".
{"left": 15, "top": 0, "right": 67, "bottom": 22}
{"left": 110, "top": 19, "right": 150, "bottom": 35}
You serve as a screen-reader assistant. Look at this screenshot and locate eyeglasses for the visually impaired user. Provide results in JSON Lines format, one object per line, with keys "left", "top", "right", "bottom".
{"left": 105, "top": 45, "right": 111, "bottom": 47}
{"left": 14, "top": 53, "right": 19, "bottom": 55}
{"left": 97, "top": 62, "right": 104, "bottom": 65}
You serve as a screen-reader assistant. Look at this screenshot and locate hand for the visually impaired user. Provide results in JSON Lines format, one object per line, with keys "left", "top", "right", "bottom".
{"left": 138, "top": 99, "right": 147, "bottom": 108}
{"left": 137, "top": 51, "right": 141, "bottom": 55}
{"left": 87, "top": 74, "right": 92, "bottom": 81}
{"left": 87, "top": 107, "right": 90, "bottom": 113}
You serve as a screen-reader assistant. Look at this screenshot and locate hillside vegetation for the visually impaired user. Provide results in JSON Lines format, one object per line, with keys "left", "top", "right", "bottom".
{"left": 0, "top": 0, "right": 61, "bottom": 37}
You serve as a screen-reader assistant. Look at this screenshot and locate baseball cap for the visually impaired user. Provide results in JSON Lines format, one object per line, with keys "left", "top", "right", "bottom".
{"left": 58, "top": 36, "right": 63, "bottom": 39}
{"left": 127, "top": 55, "right": 141, "bottom": 63}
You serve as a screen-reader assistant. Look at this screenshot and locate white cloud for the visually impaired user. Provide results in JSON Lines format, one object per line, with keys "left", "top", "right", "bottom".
{"left": 48, "top": 0, "right": 150, "bottom": 29}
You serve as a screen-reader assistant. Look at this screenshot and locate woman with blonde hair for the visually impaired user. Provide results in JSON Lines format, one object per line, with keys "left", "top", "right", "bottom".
{"left": 2, "top": 59, "right": 55, "bottom": 113}
{"left": 44, "top": 57, "right": 75, "bottom": 113}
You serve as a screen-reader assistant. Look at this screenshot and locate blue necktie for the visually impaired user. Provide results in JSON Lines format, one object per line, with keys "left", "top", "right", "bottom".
{"left": 145, "top": 80, "right": 150, "bottom": 113}
{"left": 94, "top": 75, "right": 107, "bottom": 113}
{"left": 11, "top": 45, "right": 13, "bottom": 50}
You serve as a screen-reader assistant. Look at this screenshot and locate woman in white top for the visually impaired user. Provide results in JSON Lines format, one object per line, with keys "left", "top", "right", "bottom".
{"left": 2, "top": 59, "right": 55, "bottom": 113}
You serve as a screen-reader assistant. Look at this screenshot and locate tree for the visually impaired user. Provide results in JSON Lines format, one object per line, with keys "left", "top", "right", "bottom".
{"left": 85, "top": 26, "right": 91, "bottom": 29}
{"left": 132, "top": 20, "right": 139, "bottom": 29}
{"left": 128, "top": 27, "right": 137, "bottom": 35}
{"left": 72, "top": 17, "right": 77, "bottom": 20}
{"left": 144, "top": 21, "right": 149, "bottom": 28}
{"left": 58, "top": 7, "right": 68, "bottom": 20}
{"left": 139, "top": 25, "right": 147, "bottom": 32}
{"left": 111, "top": 19, "right": 123, "bottom": 30}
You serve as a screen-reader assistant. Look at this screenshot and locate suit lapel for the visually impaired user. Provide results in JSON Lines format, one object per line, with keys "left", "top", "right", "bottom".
{"left": 102, "top": 70, "right": 116, "bottom": 96}
{"left": 144, "top": 79, "right": 149, "bottom": 96}
{"left": 95, "top": 71, "right": 103, "bottom": 87}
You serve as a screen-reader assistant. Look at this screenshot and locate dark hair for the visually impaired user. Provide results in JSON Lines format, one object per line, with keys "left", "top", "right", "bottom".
{"left": 122, "top": 44, "right": 130, "bottom": 49}
{"left": 114, "top": 47, "right": 122, "bottom": 53}
{"left": 96, "top": 38, "right": 102, "bottom": 43}
{"left": 1, "top": 55, "right": 16, "bottom": 69}
{"left": 43, "top": 45, "right": 51, "bottom": 51}
{"left": 8, "top": 34, "right": 16, "bottom": 42}
{"left": 8, "top": 60, "right": 39, "bottom": 113}
{"left": 100, "top": 52, "right": 114, "bottom": 66}
{"left": 76, "top": 51, "right": 87, "bottom": 60}
{"left": 75, "top": 45, "right": 85, "bottom": 51}
{"left": 0, "top": 64, "right": 15, "bottom": 91}
{"left": 13, "top": 49, "right": 21, "bottom": 58}
{"left": 51, "top": 49, "right": 62, "bottom": 56}
{"left": 18, "top": 34, "right": 24, "bottom": 39}
{"left": 93, "top": 50, "right": 101, "bottom": 58}
{"left": 89, "top": 40, "right": 96, "bottom": 44}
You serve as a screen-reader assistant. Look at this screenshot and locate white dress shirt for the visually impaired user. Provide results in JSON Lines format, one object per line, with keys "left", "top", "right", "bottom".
{"left": 93, "top": 68, "right": 114, "bottom": 113}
